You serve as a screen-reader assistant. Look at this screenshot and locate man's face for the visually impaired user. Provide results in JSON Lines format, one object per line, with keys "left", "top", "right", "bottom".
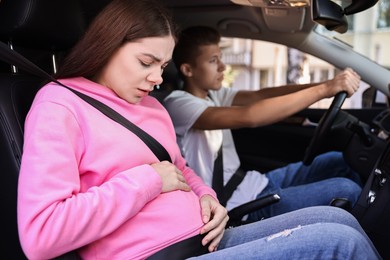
{"left": 188, "top": 44, "right": 226, "bottom": 91}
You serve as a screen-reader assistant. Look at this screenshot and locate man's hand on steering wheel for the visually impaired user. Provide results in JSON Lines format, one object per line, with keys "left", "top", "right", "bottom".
{"left": 302, "top": 68, "right": 361, "bottom": 165}
{"left": 323, "top": 68, "right": 361, "bottom": 98}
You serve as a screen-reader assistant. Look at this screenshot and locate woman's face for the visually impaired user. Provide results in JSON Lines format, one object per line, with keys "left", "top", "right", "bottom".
{"left": 96, "top": 36, "right": 175, "bottom": 104}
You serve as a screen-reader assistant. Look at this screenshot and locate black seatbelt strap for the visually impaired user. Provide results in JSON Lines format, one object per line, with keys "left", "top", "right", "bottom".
{"left": 224, "top": 168, "right": 246, "bottom": 203}
{"left": 58, "top": 83, "right": 172, "bottom": 163}
{"left": 0, "top": 41, "right": 172, "bottom": 163}
{"left": 208, "top": 92, "right": 247, "bottom": 206}
{"left": 212, "top": 146, "right": 225, "bottom": 204}
{"left": 211, "top": 144, "right": 247, "bottom": 207}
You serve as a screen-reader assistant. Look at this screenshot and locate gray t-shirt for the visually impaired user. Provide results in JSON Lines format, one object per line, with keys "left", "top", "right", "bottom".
{"left": 164, "top": 87, "right": 268, "bottom": 211}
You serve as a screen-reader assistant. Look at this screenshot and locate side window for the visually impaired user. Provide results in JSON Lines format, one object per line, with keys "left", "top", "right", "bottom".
{"left": 220, "top": 37, "right": 386, "bottom": 109}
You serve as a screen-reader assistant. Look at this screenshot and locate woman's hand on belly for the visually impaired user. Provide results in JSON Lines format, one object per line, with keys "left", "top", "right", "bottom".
{"left": 151, "top": 161, "right": 191, "bottom": 193}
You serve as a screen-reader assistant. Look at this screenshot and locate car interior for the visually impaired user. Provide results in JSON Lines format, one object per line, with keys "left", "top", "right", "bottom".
{"left": 1, "top": 0, "right": 390, "bottom": 259}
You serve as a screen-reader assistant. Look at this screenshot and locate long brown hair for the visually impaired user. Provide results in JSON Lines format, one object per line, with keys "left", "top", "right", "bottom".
{"left": 56, "top": 0, "right": 177, "bottom": 80}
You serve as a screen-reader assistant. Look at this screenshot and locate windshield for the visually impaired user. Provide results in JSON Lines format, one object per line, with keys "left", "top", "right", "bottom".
{"left": 315, "top": 0, "right": 390, "bottom": 69}
{"left": 220, "top": 34, "right": 388, "bottom": 109}
{"left": 220, "top": 1, "right": 390, "bottom": 109}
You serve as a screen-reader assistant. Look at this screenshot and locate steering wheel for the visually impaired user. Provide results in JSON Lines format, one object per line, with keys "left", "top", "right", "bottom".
{"left": 303, "top": 91, "right": 347, "bottom": 165}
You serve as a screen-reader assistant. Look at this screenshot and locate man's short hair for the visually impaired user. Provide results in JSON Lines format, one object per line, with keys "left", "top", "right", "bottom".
{"left": 173, "top": 26, "right": 221, "bottom": 78}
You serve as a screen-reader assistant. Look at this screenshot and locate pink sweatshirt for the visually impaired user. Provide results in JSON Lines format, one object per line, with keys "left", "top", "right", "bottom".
{"left": 18, "top": 77, "right": 217, "bottom": 260}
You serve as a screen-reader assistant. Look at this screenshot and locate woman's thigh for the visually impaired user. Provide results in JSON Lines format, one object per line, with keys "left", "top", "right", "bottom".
{"left": 193, "top": 223, "right": 379, "bottom": 260}
{"left": 191, "top": 207, "right": 379, "bottom": 260}
{"left": 225, "top": 206, "right": 367, "bottom": 247}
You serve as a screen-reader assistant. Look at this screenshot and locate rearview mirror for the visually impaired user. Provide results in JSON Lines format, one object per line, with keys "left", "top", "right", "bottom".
{"left": 312, "top": 0, "right": 380, "bottom": 33}
{"left": 312, "top": 0, "right": 348, "bottom": 33}
{"left": 344, "top": 0, "right": 379, "bottom": 15}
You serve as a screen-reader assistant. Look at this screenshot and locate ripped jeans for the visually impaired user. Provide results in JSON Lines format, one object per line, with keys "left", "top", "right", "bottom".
{"left": 190, "top": 206, "right": 381, "bottom": 260}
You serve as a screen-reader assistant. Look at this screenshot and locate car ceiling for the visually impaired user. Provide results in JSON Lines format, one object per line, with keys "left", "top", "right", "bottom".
{"left": 79, "top": 0, "right": 317, "bottom": 47}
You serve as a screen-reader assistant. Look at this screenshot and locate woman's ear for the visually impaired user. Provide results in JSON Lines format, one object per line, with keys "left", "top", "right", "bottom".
{"left": 180, "top": 63, "right": 193, "bottom": 77}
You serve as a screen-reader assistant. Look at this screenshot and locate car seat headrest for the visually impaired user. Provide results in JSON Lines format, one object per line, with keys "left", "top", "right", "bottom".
{"left": 0, "top": 0, "right": 86, "bottom": 50}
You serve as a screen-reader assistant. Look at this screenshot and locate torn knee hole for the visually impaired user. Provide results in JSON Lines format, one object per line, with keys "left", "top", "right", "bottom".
{"left": 266, "top": 225, "right": 302, "bottom": 241}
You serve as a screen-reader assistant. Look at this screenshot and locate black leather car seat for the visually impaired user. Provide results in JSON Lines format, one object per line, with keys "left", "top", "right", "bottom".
{"left": 0, "top": 0, "right": 86, "bottom": 258}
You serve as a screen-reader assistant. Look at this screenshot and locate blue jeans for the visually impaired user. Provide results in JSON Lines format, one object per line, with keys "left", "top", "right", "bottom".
{"left": 249, "top": 151, "right": 362, "bottom": 221}
{"left": 190, "top": 206, "right": 381, "bottom": 259}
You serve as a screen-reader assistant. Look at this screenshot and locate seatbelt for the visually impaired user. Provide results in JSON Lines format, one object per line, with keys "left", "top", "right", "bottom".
{"left": 212, "top": 144, "right": 247, "bottom": 207}
{"left": 0, "top": 41, "right": 171, "bottom": 163}
{"left": 58, "top": 83, "right": 172, "bottom": 163}
{"left": 208, "top": 96, "right": 247, "bottom": 206}
{"left": 224, "top": 168, "right": 246, "bottom": 203}
{"left": 212, "top": 146, "right": 225, "bottom": 204}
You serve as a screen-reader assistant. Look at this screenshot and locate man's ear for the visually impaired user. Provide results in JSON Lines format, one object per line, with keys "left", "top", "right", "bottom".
{"left": 180, "top": 63, "right": 193, "bottom": 77}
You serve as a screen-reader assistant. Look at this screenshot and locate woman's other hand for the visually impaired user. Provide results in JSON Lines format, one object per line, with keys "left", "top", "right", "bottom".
{"left": 199, "top": 195, "right": 229, "bottom": 252}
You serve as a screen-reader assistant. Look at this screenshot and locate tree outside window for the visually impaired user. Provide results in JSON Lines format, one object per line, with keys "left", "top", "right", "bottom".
{"left": 377, "top": 0, "right": 390, "bottom": 28}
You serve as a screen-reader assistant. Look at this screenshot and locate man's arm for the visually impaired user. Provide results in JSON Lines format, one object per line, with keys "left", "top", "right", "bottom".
{"left": 192, "top": 68, "right": 360, "bottom": 130}
{"left": 232, "top": 82, "right": 319, "bottom": 106}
